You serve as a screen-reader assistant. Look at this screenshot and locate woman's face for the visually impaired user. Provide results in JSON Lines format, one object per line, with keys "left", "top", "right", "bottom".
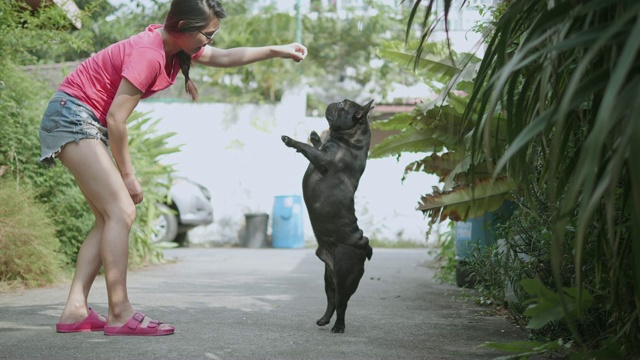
{"left": 178, "top": 17, "right": 220, "bottom": 55}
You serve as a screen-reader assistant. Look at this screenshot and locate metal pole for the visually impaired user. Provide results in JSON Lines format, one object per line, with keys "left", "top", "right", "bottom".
{"left": 296, "top": 0, "right": 302, "bottom": 44}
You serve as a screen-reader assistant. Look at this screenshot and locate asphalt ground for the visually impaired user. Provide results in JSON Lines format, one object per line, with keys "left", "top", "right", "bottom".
{"left": 0, "top": 248, "right": 528, "bottom": 360}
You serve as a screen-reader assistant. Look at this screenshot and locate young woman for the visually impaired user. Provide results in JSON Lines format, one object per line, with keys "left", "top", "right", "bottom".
{"left": 41, "top": 0, "right": 307, "bottom": 336}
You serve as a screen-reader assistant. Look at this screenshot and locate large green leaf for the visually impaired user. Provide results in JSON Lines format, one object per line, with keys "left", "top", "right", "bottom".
{"left": 371, "top": 112, "right": 414, "bottom": 131}
{"left": 378, "top": 40, "right": 482, "bottom": 92}
{"left": 369, "top": 129, "right": 446, "bottom": 158}
{"left": 520, "top": 279, "right": 593, "bottom": 330}
{"left": 379, "top": 46, "right": 460, "bottom": 85}
{"left": 404, "top": 152, "right": 465, "bottom": 182}
{"left": 417, "top": 177, "right": 516, "bottom": 222}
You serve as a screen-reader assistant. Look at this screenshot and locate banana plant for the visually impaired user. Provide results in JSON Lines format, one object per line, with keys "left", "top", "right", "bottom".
{"left": 370, "top": 40, "right": 516, "bottom": 224}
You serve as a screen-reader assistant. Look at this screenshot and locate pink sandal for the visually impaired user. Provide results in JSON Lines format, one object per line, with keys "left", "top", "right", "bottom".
{"left": 56, "top": 308, "right": 107, "bottom": 333}
{"left": 104, "top": 312, "right": 175, "bottom": 336}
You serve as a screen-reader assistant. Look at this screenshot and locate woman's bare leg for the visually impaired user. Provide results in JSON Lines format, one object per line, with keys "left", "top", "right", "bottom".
{"left": 58, "top": 138, "right": 137, "bottom": 326}
{"left": 57, "top": 197, "right": 105, "bottom": 323}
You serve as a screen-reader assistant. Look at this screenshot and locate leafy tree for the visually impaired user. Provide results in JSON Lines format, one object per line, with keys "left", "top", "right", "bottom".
{"left": 0, "top": 0, "right": 92, "bottom": 65}
{"left": 25, "top": 0, "right": 165, "bottom": 63}
{"left": 27, "top": 0, "right": 417, "bottom": 106}
{"left": 82, "top": 0, "right": 168, "bottom": 56}
{"left": 301, "top": 2, "right": 417, "bottom": 106}
{"left": 195, "top": 1, "right": 302, "bottom": 102}
{"left": 194, "top": 0, "right": 417, "bottom": 105}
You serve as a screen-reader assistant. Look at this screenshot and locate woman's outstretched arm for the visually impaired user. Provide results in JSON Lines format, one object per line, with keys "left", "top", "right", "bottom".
{"left": 194, "top": 43, "right": 307, "bottom": 68}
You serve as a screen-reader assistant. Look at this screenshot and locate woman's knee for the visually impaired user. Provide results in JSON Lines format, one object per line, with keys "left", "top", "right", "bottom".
{"left": 121, "top": 203, "right": 137, "bottom": 227}
{"left": 107, "top": 202, "right": 137, "bottom": 228}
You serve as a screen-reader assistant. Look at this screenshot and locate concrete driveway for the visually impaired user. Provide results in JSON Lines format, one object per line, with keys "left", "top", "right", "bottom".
{"left": 0, "top": 248, "right": 527, "bottom": 360}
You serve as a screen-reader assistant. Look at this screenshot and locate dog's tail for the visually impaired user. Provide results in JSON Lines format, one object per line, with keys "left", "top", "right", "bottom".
{"left": 360, "top": 235, "right": 372, "bottom": 260}
{"left": 350, "top": 233, "right": 372, "bottom": 260}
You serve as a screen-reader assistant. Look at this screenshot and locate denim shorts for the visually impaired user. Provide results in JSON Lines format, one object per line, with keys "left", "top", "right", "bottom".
{"left": 39, "top": 91, "right": 109, "bottom": 167}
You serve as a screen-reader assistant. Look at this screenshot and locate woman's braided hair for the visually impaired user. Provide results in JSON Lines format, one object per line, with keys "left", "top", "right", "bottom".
{"left": 164, "top": 0, "right": 227, "bottom": 101}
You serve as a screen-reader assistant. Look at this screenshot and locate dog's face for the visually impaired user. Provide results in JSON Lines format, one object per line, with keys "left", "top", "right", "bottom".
{"left": 325, "top": 99, "right": 374, "bottom": 132}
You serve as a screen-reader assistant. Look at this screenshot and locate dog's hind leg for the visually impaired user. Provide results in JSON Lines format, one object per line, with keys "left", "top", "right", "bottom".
{"left": 331, "top": 249, "right": 366, "bottom": 334}
{"left": 316, "top": 264, "right": 336, "bottom": 326}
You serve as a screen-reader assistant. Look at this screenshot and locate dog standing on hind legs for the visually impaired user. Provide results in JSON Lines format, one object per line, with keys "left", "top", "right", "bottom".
{"left": 281, "top": 99, "right": 374, "bottom": 333}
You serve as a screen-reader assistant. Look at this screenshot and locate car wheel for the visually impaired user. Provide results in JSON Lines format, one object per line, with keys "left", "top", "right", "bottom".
{"left": 152, "top": 204, "right": 178, "bottom": 243}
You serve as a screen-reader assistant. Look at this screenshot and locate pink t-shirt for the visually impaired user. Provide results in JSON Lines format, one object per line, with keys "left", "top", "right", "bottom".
{"left": 59, "top": 24, "right": 205, "bottom": 126}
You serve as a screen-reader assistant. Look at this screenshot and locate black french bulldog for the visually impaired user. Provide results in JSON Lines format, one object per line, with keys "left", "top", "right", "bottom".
{"left": 281, "top": 99, "right": 374, "bottom": 334}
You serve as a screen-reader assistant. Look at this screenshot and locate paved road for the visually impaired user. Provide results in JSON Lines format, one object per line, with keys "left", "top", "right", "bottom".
{"left": 0, "top": 248, "right": 527, "bottom": 360}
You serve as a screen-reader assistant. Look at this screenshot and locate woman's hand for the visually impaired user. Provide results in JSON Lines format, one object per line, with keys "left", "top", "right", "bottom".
{"left": 124, "top": 175, "right": 144, "bottom": 205}
{"left": 276, "top": 42, "right": 307, "bottom": 62}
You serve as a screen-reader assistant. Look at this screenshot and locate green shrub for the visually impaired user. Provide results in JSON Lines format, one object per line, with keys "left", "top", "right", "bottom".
{"left": 465, "top": 243, "right": 508, "bottom": 306}
{"left": 0, "top": 178, "right": 64, "bottom": 288}
{"left": 0, "top": 61, "right": 94, "bottom": 268}
{"left": 429, "top": 222, "right": 456, "bottom": 284}
{"left": 125, "top": 112, "right": 180, "bottom": 268}
{"left": 0, "top": 62, "right": 179, "bottom": 273}
{"left": 0, "top": 0, "right": 179, "bottom": 282}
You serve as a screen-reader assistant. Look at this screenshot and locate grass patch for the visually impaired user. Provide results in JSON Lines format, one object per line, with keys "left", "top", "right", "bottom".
{"left": 0, "top": 179, "right": 66, "bottom": 288}
{"left": 368, "top": 238, "right": 427, "bottom": 248}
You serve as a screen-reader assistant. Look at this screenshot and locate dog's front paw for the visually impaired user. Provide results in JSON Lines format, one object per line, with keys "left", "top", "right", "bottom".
{"left": 281, "top": 135, "right": 294, "bottom": 147}
{"left": 316, "top": 317, "right": 331, "bottom": 327}
{"left": 309, "top": 131, "right": 321, "bottom": 148}
{"left": 330, "top": 324, "right": 345, "bottom": 334}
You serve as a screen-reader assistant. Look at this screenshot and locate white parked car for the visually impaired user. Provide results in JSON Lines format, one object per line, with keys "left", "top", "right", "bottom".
{"left": 152, "top": 176, "right": 213, "bottom": 246}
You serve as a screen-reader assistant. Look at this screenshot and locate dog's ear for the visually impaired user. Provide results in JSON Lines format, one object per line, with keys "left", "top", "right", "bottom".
{"left": 356, "top": 100, "right": 375, "bottom": 122}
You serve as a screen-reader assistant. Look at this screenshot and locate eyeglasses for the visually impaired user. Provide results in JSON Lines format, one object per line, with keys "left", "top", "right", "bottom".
{"left": 198, "top": 28, "right": 219, "bottom": 43}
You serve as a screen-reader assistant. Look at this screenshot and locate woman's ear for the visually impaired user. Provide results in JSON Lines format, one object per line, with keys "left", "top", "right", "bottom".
{"left": 177, "top": 20, "right": 187, "bottom": 31}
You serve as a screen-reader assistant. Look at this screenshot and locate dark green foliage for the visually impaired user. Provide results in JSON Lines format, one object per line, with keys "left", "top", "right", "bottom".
{"left": 466, "top": 0, "right": 639, "bottom": 354}
{"left": 402, "top": 0, "right": 639, "bottom": 356}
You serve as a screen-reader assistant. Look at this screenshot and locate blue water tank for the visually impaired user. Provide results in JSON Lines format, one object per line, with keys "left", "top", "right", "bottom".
{"left": 271, "top": 195, "right": 304, "bottom": 248}
{"left": 454, "top": 200, "right": 515, "bottom": 260}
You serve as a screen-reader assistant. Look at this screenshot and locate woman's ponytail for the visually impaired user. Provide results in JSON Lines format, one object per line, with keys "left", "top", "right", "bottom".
{"left": 175, "top": 51, "right": 198, "bottom": 101}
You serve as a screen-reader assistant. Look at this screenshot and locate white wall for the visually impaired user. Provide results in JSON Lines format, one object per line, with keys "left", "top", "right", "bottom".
{"left": 137, "top": 90, "right": 442, "bottom": 246}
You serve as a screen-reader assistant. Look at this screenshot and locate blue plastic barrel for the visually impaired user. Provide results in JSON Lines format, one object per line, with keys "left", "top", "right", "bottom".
{"left": 454, "top": 200, "right": 515, "bottom": 260}
{"left": 271, "top": 195, "right": 304, "bottom": 248}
